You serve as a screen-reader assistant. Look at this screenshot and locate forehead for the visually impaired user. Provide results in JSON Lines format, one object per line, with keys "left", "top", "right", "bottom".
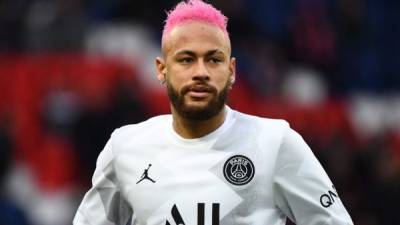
{"left": 163, "top": 22, "right": 231, "bottom": 57}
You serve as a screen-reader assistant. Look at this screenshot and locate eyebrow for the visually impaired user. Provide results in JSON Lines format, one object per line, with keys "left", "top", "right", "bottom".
{"left": 174, "top": 49, "right": 225, "bottom": 57}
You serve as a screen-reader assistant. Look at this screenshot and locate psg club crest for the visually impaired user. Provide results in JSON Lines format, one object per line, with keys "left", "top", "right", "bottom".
{"left": 223, "top": 155, "right": 255, "bottom": 185}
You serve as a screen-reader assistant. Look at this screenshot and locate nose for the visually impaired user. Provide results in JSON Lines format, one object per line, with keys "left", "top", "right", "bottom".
{"left": 192, "top": 60, "right": 210, "bottom": 81}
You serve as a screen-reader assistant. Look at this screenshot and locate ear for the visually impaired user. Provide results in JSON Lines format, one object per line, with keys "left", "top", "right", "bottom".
{"left": 155, "top": 57, "right": 167, "bottom": 84}
{"left": 229, "top": 57, "right": 236, "bottom": 85}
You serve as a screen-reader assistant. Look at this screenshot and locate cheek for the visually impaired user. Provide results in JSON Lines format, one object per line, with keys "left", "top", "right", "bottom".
{"left": 213, "top": 68, "right": 231, "bottom": 87}
{"left": 167, "top": 75, "right": 187, "bottom": 92}
{"left": 166, "top": 65, "right": 185, "bottom": 85}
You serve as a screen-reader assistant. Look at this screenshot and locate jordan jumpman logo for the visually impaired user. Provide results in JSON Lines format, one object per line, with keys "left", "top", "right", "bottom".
{"left": 136, "top": 164, "right": 156, "bottom": 184}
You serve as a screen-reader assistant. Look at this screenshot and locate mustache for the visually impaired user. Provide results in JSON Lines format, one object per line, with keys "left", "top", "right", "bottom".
{"left": 181, "top": 82, "right": 217, "bottom": 95}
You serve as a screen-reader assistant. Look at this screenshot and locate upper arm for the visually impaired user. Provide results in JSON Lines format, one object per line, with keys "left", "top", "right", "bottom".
{"left": 73, "top": 132, "right": 133, "bottom": 225}
{"left": 273, "top": 128, "right": 353, "bottom": 225}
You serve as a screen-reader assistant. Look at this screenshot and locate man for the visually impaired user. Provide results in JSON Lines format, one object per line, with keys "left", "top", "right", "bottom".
{"left": 73, "top": 0, "right": 353, "bottom": 224}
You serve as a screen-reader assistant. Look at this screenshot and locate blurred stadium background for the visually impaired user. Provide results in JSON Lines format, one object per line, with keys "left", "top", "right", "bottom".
{"left": 0, "top": 0, "right": 399, "bottom": 225}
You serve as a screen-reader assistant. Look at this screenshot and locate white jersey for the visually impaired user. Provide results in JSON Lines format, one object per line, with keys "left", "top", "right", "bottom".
{"left": 73, "top": 106, "right": 353, "bottom": 225}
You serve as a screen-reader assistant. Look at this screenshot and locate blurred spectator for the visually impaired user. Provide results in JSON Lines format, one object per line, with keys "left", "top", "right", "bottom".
{"left": 24, "top": 0, "right": 86, "bottom": 51}
{"left": 349, "top": 94, "right": 400, "bottom": 141}
{"left": 0, "top": 0, "right": 29, "bottom": 51}
{"left": 0, "top": 117, "right": 31, "bottom": 225}
{"left": 72, "top": 79, "right": 148, "bottom": 186}
{"left": 282, "top": 66, "right": 328, "bottom": 106}
{"left": 235, "top": 36, "right": 285, "bottom": 98}
{"left": 85, "top": 23, "right": 161, "bottom": 90}
{"left": 289, "top": 0, "right": 336, "bottom": 69}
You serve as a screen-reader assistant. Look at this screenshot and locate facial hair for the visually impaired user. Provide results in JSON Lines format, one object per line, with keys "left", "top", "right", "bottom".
{"left": 167, "top": 79, "right": 231, "bottom": 121}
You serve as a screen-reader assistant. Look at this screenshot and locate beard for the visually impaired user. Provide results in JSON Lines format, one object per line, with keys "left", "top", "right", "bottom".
{"left": 167, "top": 79, "right": 231, "bottom": 121}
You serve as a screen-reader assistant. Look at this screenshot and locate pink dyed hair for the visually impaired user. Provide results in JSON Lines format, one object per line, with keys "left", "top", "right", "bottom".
{"left": 162, "top": 0, "right": 229, "bottom": 44}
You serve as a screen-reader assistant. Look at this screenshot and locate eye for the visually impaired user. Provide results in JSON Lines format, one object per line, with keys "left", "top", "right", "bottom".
{"left": 178, "top": 57, "right": 194, "bottom": 64}
{"left": 209, "top": 57, "right": 222, "bottom": 64}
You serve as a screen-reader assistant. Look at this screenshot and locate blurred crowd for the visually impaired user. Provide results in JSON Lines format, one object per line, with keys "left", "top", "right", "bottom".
{"left": 0, "top": 0, "right": 399, "bottom": 225}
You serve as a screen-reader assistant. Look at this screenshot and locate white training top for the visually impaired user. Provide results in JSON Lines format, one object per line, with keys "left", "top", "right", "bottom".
{"left": 73, "top": 106, "right": 353, "bottom": 225}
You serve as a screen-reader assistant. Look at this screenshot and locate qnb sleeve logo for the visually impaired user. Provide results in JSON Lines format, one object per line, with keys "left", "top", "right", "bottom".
{"left": 165, "top": 203, "right": 220, "bottom": 225}
{"left": 320, "top": 185, "right": 340, "bottom": 208}
{"left": 223, "top": 155, "right": 255, "bottom": 186}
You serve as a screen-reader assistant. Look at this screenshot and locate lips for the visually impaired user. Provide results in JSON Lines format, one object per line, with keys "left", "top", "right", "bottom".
{"left": 187, "top": 90, "right": 210, "bottom": 98}
{"left": 185, "top": 85, "right": 214, "bottom": 98}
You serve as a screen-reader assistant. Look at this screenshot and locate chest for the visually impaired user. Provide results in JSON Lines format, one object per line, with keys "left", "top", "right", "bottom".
{"left": 114, "top": 143, "right": 277, "bottom": 225}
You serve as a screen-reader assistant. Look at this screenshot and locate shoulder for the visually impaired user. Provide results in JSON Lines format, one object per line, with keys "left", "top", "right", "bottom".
{"left": 232, "top": 110, "right": 290, "bottom": 134}
{"left": 222, "top": 109, "right": 291, "bottom": 154}
{"left": 111, "top": 114, "right": 171, "bottom": 142}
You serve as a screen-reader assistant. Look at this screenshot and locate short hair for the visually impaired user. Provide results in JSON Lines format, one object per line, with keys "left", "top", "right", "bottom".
{"left": 162, "top": 0, "right": 228, "bottom": 44}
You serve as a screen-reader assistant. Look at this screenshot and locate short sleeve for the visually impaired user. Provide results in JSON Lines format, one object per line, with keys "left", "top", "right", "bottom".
{"left": 73, "top": 132, "right": 133, "bottom": 225}
{"left": 273, "top": 127, "right": 353, "bottom": 225}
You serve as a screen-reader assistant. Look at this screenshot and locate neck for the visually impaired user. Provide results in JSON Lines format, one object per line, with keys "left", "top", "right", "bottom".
{"left": 171, "top": 106, "right": 227, "bottom": 139}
